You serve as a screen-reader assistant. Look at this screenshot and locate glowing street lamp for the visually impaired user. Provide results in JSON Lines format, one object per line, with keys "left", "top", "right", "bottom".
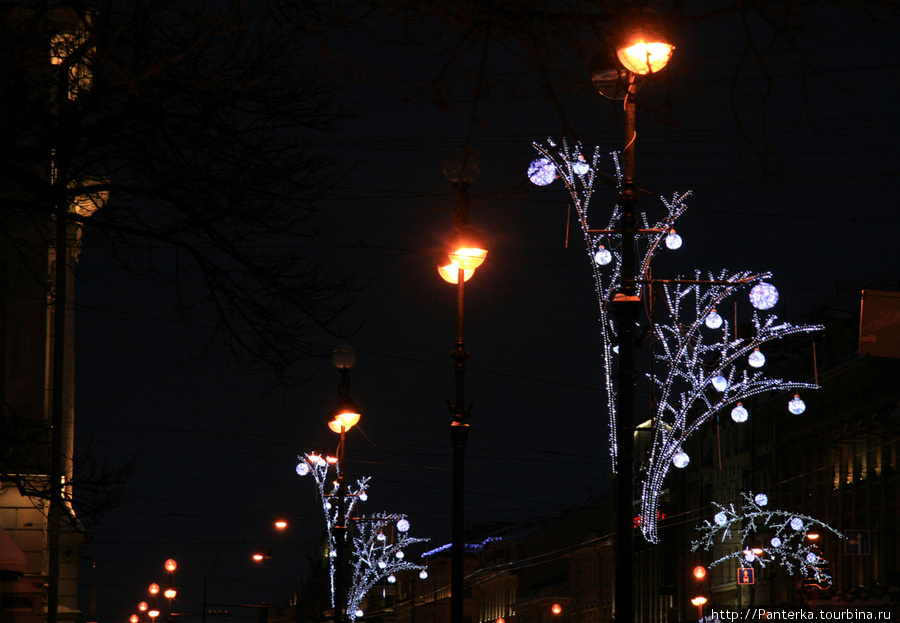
{"left": 440, "top": 147, "right": 486, "bottom": 623}
{"left": 329, "top": 345, "right": 361, "bottom": 623}
{"left": 615, "top": 8, "right": 675, "bottom": 75}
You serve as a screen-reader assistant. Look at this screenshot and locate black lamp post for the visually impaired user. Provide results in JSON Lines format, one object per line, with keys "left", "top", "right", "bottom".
{"left": 328, "top": 345, "right": 361, "bottom": 623}
{"left": 594, "top": 12, "right": 674, "bottom": 623}
{"left": 438, "top": 148, "right": 487, "bottom": 623}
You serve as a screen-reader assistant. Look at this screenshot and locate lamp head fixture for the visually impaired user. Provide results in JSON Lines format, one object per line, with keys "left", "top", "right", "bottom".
{"left": 438, "top": 260, "right": 475, "bottom": 284}
{"left": 447, "top": 225, "right": 488, "bottom": 271}
{"left": 614, "top": 8, "right": 674, "bottom": 75}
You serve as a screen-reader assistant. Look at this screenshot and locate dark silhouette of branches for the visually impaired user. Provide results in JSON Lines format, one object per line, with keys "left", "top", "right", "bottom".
{"left": 1, "top": 1, "right": 361, "bottom": 382}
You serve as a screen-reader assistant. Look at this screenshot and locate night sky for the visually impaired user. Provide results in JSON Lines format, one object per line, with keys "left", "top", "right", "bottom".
{"left": 74, "top": 6, "right": 900, "bottom": 623}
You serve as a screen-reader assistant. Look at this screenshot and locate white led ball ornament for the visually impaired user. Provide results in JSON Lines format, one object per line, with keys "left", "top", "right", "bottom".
{"left": 355, "top": 610, "right": 364, "bottom": 618}
{"left": 790, "top": 517, "right": 804, "bottom": 531}
{"left": 594, "top": 246, "right": 612, "bottom": 266}
{"left": 396, "top": 519, "right": 410, "bottom": 532}
{"left": 749, "top": 282, "right": 779, "bottom": 310}
{"left": 572, "top": 156, "right": 590, "bottom": 176}
{"left": 388, "top": 575, "right": 396, "bottom": 584}
{"left": 378, "top": 560, "right": 387, "bottom": 569}
{"left": 806, "top": 552, "right": 819, "bottom": 564}
{"left": 788, "top": 394, "right": 806, "bottom": 414}
{"left": 527, "top": 158, "right": 556, "bottom": 186}
{"left": 714, "top": 512, "right": 728, "bottom": 526}
{"left": 296, "top": 462, "right": 310, "bottom": 476}
{"left": 395, "top": 550, "right": 405, "bottom": 559}
{"left": 672, "top": 449, "right": 690, "bottom": 468}
{"left": 705, "top": 310, "right": 723, "bottom": 329}
{"left": 376, "top": 532, "right": 386, "bottom": 541}
{"left": 419, "top": 570, "right": 429, "bottom": 579}
{"left": 748, "top": 348, "right": 765, "bottom": 368}
{"left": 770, "top": 537, "right": 782, "bottom": 548}
{"left": 359, "top": 492, "right": 367, "bottom": 501}
{"left": 712, "top": 375, "right": 727, "bottom": 392}
{"left": 743, "top": 549, "right": 756, "bottom": 562}
{"left": 731, "top": 403, "right": 748, "bottom": 423}
{"left": 754, "top": 493, "right": 768, "bottom": 506}
{"left": 665, "top": 229, "right": 682, "bottom": 250}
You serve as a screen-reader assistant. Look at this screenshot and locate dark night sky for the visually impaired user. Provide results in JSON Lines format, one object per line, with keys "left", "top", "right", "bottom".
{"left": 73, "top": 7, "right": 900, "bottom": 623}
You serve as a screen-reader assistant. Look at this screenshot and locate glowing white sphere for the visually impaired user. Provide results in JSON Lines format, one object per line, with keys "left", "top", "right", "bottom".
{"left": 754, "top": 493, "right": 768, "bottom": 507}
{"left": 573, "top": 157, "right": 590, "bottom": 176}
{"left": 748, "top": 349, "right": 766, "bottom": 368}
{"left": 770, "top": 537, "right": 782, "bottom": 548}
{"left": 672, "top": 450, "right": 690, "bottom": 468}
{"left": 731, "top": 403, "right": 749, "bottom": 423}
{"left": 665, "top": 230, "right": 682, "bottom": 250}
{"left": 388, "top": 575, "right": 397, "bottom": 584}
{"left": 378, "top": 561, "right": 387, "bottom": 569}
{"left": 419, "top": 570, "right": 429, "bottom": 579}
{"left": 791, "top": 517, "right": 804, "bottom": 531}
{"left": 325, "top": 501, "right": 332, "bottom": 510}
{"left": 612, "top": 345, "right": 619, "bottom": 354}
{"left": 527, "top": 158, "right": 556, "bottom": 186}
{"left": 712, "top": 375, "right": 727, "bottom": 392}
{"left": 788, "top": 394, "right": 806, "bottom": 414}
{"left": 395, "top": 550, "right": 405, "bottom": 559}
{"left": 750, "top": 282, "right": 779, "bottom": 310}
{"left": 806, "top": 552, "right": 819, "bottom": 564}
{"left": 705, "top": 310, "right": 723, "bottom": 329}
{"left": 397, "top": 519, "right": 410, "bottom": 532}
{"left": 296, "top": 462, "right": 310, "bottom": 476}
{"left": 330, "top": 550, "right": 337, "bottom": 558}
{"left": 594, "top": 246, "right": 612, "bottom": 266}
{"left": 355, "top": 610, "right": 364, "bottom": 618}
{"left": 714, "top": 512, "right": 728, "bottom": 526}
{"left": 743, "top": 549, "right": 756, "bottom": 562}
{"left": 376, "top": 532, "right": 386, "bottom": 541}
{"left": 359, "top": 492, "right": 368, "bottom": 501}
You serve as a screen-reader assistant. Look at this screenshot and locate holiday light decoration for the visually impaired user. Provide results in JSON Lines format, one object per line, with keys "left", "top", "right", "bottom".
{"left": 692, "top": 492, "right": 840, "bottom": 585}
{"left": 297, "top": 452, "right": 427, "bottom": 621}
{"left": 531, "top": 139, "right": 823, "bottom": 542}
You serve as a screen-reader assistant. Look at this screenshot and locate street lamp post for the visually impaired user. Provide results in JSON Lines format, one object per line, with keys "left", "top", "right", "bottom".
{"left": 439, "top": 148, "right": 487, "bottom": 623}
{"left": 328, "top": 345, "right": 362, "bottom": 623}
{"left": 600, "top": 12, "right": 674, "bottom": 623}
{"left": 163, "top": 559, "right": 177, "bottom": 621}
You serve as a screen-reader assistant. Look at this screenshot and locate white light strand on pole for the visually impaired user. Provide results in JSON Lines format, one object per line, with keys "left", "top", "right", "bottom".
{"left": 691, "top": 492, "right": 841, "bottom": 585}
{"left": 530, "top": 139, "right": 823, "bottom": 543}
{"left": 297, "top": 452, "right": 427, "bottom": 621}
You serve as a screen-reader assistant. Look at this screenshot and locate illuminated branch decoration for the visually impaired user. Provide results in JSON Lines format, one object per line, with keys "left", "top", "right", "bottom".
{"left": 530, "top": 139, "right": 822, "bottom": 543}
{"left": 692, "top": 492, "right": 841, "bottom": 585}
{"left": 297, "top": 452, "right": 427, "bottom": 621}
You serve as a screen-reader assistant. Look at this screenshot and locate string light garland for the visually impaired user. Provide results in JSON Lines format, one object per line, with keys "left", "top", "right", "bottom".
{"left": 530, "top": 139, "right": 823, "bottom": 542}
{"left": 692, "top": 492, "right": 841, "bottom": 585}
{"left": 297, "top": 452, "right": 427, "bottom": 620}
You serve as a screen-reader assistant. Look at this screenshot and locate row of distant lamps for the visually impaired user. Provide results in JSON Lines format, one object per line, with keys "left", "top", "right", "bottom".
{"left": 132, "top": 559, "right": 177, "bottom": 623}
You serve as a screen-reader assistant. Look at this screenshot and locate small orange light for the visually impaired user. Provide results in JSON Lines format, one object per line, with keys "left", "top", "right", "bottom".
{"left": 275, "top": 519, "right": 288, "bottom": 530}
{"left": 807, "top": 532, "right": 820, "bottom": 541}
{"left": 149, "top": 583, "right": 159, "bottom": 595}
{"left": 691, "top": 596, "right": 708, "bottom": 607}
{"left": 252, "top": 552, "right": 264, "bottom": 562}
{"left": 131, "top": 615, "right": 140, "bottom": 623}
{"left": 693, "top": 565, "right": 706, "bottom": 580}
{"left": 165, "top": 559, "right": 177, "bottom": 572}
{"left": 552, "top": 604, "right": 562, "bottom": 615}
{"left": 139, "top": 602, "right": 148, "bottom": 612}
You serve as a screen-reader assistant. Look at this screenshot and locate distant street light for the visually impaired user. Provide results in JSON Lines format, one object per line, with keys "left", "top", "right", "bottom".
{"left": 329, "top": 345, "right": 361, "bottom": 623}
{"left": 440, "top": 147, "right": 487, "bottom": 623}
